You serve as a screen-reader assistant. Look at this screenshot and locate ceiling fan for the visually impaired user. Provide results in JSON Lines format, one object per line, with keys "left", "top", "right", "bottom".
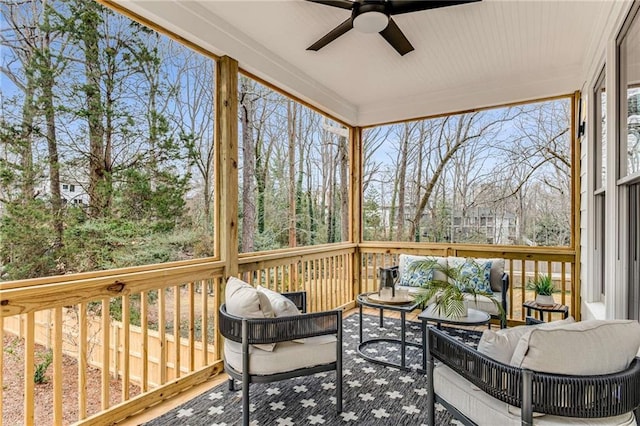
{"left": 306, "top": 0, "right": 480, "bottom": 56}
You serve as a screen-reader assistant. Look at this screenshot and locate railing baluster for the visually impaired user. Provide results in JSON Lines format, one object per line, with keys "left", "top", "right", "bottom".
{"left": 102, "top": 298, "right": 110, "bottom": 410}
{"left": 561, "top": 262, "right": 567, "bottom": 307}
{"left": 323, "top": 257, "right": 329, "bottom": 310}
{"left": 188, "top": 282, "right": 195, "bottom": 372}
{"left": 508, "top": 259, "right": 514, "bottom": 319}
{"left": 266, "top": 266, "right": 272, "bottom": 290}
{"left": 521, "top": 260, "right": 526, "bottom": 319}
{"left": 78, "top": 302, "right": 87, "bottom": 420}
{"left": 140, "top": 291, "right": 149, "bottom": 392}
{"left": 330, "top": 256, "right": 335, "bottom": 309}
{"left": 201, "top": 280, "right": 209, "bottom": 367}
{"left": 307, "top": 260, "right": 314, "bottom": 312}
{"left": 25, "top": 312, "right": 35, "bottom": 426}
{"left": 174, "top": 284, "right": 181, "bottom": 379}
{"left": 122, "top": 294, "right": 130, "bottom": 401}
{"left": 159, "top": 288, "right": 167, "bottom": 384}
{"left": 371, "top": 254, "right": 378, "bottom": 293}
{"left": 53, "top": 307, "right": 63, "bottom": 424}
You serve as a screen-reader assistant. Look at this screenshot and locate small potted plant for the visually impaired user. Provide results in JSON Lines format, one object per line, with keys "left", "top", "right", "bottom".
{"left": 406, "top": 258, "right": 504, "bottom": 320}
{"left": 527, "top": 274, "right": 558, "bottom": 306}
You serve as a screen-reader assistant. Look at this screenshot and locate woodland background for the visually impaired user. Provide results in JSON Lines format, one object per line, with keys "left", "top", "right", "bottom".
{"left": 0, "top": 0, "right": 572, "bottom": 282}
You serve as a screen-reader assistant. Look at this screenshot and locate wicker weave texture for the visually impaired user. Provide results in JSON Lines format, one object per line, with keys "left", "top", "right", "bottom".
{"left": 429, "top": 327, "right": 640, "bottom": 419}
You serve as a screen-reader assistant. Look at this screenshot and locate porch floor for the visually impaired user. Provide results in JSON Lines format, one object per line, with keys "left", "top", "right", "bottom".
{"left": 119, "top": 306, "right": 434, "bottom": 425}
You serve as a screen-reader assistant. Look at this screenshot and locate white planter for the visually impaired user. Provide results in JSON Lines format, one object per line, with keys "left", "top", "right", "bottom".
{"left": 535, "top": 294, "right": 555, "bottom": 306}
{"left": 459, "top": 300, "right": 469, "bottom": 317}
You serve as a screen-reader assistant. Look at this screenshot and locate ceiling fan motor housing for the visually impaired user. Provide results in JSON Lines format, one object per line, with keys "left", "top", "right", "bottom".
{"left": 352, "top": 2, "right": 389, "bottom": 33}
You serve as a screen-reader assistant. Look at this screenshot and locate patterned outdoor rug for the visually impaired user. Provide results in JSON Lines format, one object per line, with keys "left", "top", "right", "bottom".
{"left": 144, "top": 314, "right": 482, "bottom": 426}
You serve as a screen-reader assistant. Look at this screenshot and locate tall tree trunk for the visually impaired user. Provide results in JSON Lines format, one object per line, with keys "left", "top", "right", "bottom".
{"left": 396, "top": 124, "right": 410, "bottom": 240}
{"left": 414, "top": 126, "right": 424, "bottom": 242}
{"left": 339, "top": 134, "right": 349, "bottom": 242}
{"left": 287, "top": 100, "right": 297, "bottom": 247}
{"left": 80, "top": 1, "right": 106, "bottom": 218}
{"left": 40, "top": 6, "right": 63, "bottom": 248}
{"left": 296, "top": 126, "right": 306, "bottom": 246}
{"left": 408, "top": 116, "right": 472, "bottom": 238}
{"left": 256, "top": 144, "right": 267, "bottom": 234}
{"left": 240, "top": 79, "right": 256, "bottom": 252}
{"left": 19, "top": 64, "right": 36, "bottom": 202}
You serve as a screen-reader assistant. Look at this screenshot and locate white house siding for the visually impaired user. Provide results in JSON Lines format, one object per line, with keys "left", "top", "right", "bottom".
{"left": 580, "top": 1, "right": 637, "bottom": 321}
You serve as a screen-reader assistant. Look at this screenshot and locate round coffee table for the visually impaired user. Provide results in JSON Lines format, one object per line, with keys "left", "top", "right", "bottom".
{"left": 418, "top": 305, "right": 490, "bottom": 329}
{"left": 356, "top": 292, "right": 422, "bottom": 371}
{"left": 418, "top": 305, "right": 490, "bottom": 372}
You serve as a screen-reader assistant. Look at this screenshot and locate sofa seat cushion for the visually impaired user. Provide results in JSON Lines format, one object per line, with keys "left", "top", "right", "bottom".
{"left": 510, "top": 320, "right": 640, "bottom": 375}
{"left": 434, "top": 364, "right": 637, "bottom": 426}
{"left": 477, "top": 317, "right": 575, "bottom": 364}
{"left": 463, "top": 293, "right": 503, "bottom": 316}
{"left": 224, "top": 335, "right": 336, "bottom": 375}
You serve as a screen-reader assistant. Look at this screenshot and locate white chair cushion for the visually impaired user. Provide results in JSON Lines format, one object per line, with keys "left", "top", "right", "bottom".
{"left": 477, "top": 317, "right": 575, "bottom": 364}
{"left": 463, "top": 293, "right": 502, "bottom": 315}
{"left": 225, "top": 277, "right": 275, "bottom": 351}
{"left": 434, "top": 364, "right": 636, "bottom": 425}
{"left": 486, "top": 258, "right": 505, "bottom": 293}
{"left": 510, "top": 320, "right": 640, "bottom": 375}
{"left": 257, "top": 285, "right": 300, "bottom": 317}
{"left": 224, "top": 335, "right": 336, "bottom": 375}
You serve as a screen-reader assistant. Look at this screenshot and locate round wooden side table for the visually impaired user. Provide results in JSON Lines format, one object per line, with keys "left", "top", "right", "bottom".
{"left": 523, "top": 300, "right": 569, "bottom": 323}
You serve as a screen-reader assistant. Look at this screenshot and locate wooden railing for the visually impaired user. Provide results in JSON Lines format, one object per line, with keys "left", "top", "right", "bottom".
{"left": 238, "top": 243, "right": 358, "bottom": 312}
{"left": 0, "top": 260, "right": 225, "bottom": 426}
{"left": 1, "top": 241, "right": 576, "bottom": 424}
{"left": 359, "top": 242, "right": 578, "bottom": 323}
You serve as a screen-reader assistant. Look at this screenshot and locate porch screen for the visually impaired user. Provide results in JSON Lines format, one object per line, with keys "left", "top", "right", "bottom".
{"left": 362, "top": 97, "right": 573, "bottom": 247}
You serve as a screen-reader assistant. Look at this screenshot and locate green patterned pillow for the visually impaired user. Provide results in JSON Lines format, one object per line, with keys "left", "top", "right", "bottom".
{"left": 398, "top": 255, "right": 437, "bottom": 287}
{"left": 452, "top": 258, "right": 493, "bottom": 294}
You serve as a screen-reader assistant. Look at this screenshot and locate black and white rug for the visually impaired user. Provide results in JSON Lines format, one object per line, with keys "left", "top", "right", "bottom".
{"left": 144, "top": 314, "right": 482, "bottom": 426}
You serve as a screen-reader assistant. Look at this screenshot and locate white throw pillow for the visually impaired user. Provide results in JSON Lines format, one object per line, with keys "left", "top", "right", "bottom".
{"left": 510, "top": 319, "right": 640, "bottom": 375}
{"left": 257, "top": 285, "right": 301, "bottom": 317}
{"left": 477, "top": 317, "right": 575, "bottom": 364}
{"left": 225, "top": 277, "right": 275, "bottom": 351}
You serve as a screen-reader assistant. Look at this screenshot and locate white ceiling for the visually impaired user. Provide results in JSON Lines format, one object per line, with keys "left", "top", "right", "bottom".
{"left": 117, "top": 0, "right": 624, "bottom": 126}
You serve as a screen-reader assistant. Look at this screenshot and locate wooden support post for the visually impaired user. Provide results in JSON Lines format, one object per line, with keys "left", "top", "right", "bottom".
{"left": 216, "top": 55, "right": 239, "bottom": 278}
{"left": 215, "top": 55, "right": 239, "bottom": 360}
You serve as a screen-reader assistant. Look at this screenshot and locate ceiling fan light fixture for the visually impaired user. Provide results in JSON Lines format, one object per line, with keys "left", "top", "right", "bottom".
{"left": 353, "top": 11, "right": 388, "bottom": 33}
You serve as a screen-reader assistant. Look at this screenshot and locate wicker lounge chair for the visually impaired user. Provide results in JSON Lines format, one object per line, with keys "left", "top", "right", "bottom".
{"left": 219, "top": 285, "right": 342, "bottom": 426}
{"left": 425, "top": 324, "right": 640, "bottom": 425}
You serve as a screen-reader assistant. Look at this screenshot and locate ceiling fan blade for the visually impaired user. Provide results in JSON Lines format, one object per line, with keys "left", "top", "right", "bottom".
{"left": 379, "top": 18, "right": 414, "bottom": 56}
{"left": 388, "top": 0, "right": 481, "bottom": 15}
{"left": 307, "top": 18, "right": 354, "bottom": 51}
{"left": 306, "top": 0, "right": 355, "bottom": 10}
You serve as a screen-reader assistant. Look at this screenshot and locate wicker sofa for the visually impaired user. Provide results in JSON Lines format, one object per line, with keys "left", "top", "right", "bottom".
{"left": 425, "top": 319, "right": 640, "bottom": 425}
{"left": 384, "top": 254, "right": 509, "bottom": 328}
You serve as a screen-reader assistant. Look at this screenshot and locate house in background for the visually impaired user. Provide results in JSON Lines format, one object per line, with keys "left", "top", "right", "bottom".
{"left": 60, "top": 181, "right": 89, "bottom": 206}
